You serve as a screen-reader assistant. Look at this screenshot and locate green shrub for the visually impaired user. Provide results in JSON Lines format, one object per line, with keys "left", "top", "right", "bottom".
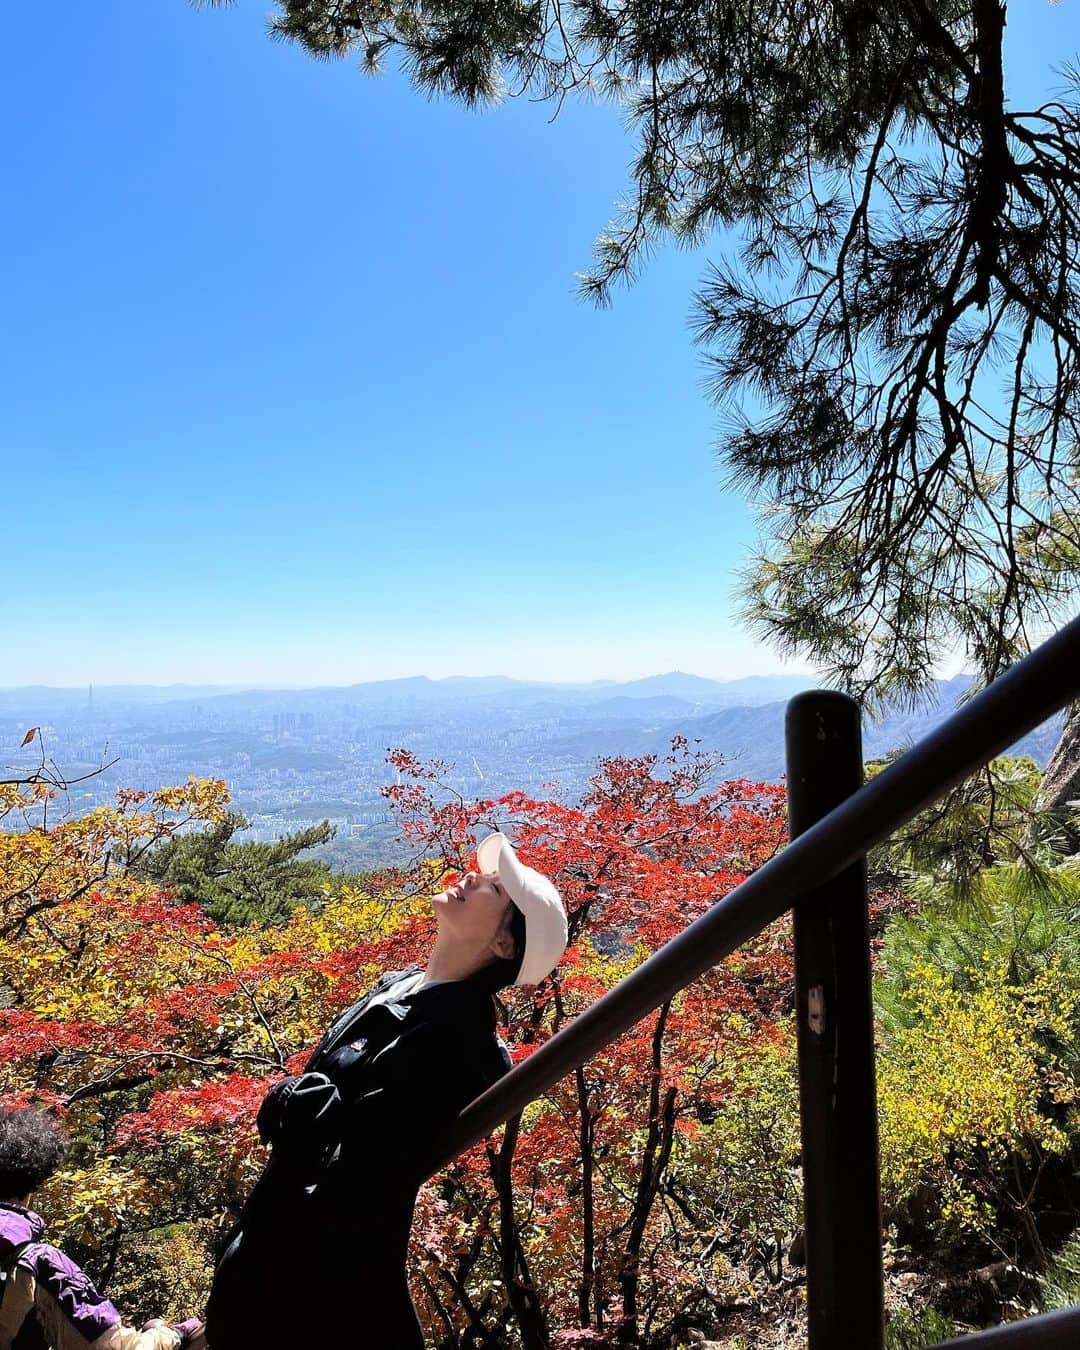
{"left": 1039, "top": 1230, "right": 1080, "bottom": 1311}
{"left": 676, "top": 1027, "right": 802, "bottom": 1282}
{"left": 885, "top": 1307, "right": 958, "bottom": 1349}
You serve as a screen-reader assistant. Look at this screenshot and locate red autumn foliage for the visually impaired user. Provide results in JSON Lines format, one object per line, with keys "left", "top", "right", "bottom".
{"left": 1, "top": 741, "right": 795, "bottom": 1346}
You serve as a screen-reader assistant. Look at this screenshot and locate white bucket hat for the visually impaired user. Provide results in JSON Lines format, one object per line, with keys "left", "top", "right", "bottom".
{"left": 476, "top": 832, "right": 568, "bottom": 987}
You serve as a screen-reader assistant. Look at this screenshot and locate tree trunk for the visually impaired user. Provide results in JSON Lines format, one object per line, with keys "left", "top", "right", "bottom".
{"left": 575, "top": 1064, "right": 599, "bottom": 1330}
{"left": 490, "top": 1113, "right": 550, "bottom": 1350}
{"left": 617, "top": 1002, "right": 677, "bottom": 1347}
{"left": 1036, "top": 700, "right": 1080, "bottom": 849}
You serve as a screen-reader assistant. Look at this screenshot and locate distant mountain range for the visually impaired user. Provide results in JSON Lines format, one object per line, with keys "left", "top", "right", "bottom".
{"left": 539, "top": 674, "right": 1063, "bottom": 781}
{"left": 0, "top": 671, "right": 820, "bottom": 713}
{"left": 0, "top": 669, "right": 1062, "bottom": 871}
{"left": 1, "top": 673, "right": 1063, "bottom": 773}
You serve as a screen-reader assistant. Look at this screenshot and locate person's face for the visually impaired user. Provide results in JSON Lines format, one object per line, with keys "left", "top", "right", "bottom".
{"left": 432, "top": 869, "right": 517, "bottom": 961}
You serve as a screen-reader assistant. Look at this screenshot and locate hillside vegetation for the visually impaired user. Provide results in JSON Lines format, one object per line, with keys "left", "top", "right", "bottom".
{"left": 1, "top": 740, "right": 1078, "bottom": 1347}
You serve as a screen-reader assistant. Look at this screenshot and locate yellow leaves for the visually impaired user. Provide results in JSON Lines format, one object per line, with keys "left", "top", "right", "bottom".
{"left": 877, "top": 960, "right": 1073, "bottom": 1239}
{"left": 0, "top": 781, "right": 53, "bottom": 820}
{"left": 152, "top": 777, "right": 230, "bottom": 821}
{"left": 1045, "top": 1068, "right": 1077, "bottom": 1106}
{"left": 104, "top": 1222, "right": 216, "bottom": 1325}
{"left": 575, "top": 935, "right": 651, "bottom": 992}
{"left": 35, "top": 1160, "right": 154, "bottom": 1249}
{"left": 0, "top": 776, "right": 231, "bottom": 971}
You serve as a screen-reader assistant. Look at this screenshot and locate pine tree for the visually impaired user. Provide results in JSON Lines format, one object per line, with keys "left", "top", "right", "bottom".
{"left": 137, "top": 811, "right": 337, "bottom": 926}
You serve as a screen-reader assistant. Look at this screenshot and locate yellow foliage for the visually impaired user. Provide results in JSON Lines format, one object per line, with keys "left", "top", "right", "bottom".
{"left": 676, "top": 1027, "right": 802, "bottom": 1265}
{"left": 106, "top": 1223, "right": 217, "bottom": 1326}
{"left": 0, "top": 778, "right": 441, "bottom": 1261}
{"left": 0, "top": 777, "right": 231, "bottom": 1021}
{"left": 877, "top": 960, "right": 1077, "bottom": 1239}
{"left": 572, "top": 934, "right": 652, "bottom": 993}
{"left": 35, "top": 1159, "right": 154, "bottom": 1250}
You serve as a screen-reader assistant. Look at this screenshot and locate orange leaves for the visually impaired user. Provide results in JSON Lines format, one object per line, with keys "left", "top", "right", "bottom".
{"left": 0, "top": 1008, "right": 154, "bottom": 1063}
{"left": 0, "top": 1088, "right": 65, "bottom": 1115}
{"left": 20, "top": 727, "right": 39, "bottom": 748}
{"left": 556, "top": 968, "right": 608, "bottom": 1000}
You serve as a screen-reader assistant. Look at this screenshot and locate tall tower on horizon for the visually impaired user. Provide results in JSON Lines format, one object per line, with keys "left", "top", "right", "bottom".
{"left": 88, "top": 684, "right": 93, "bottom": 713}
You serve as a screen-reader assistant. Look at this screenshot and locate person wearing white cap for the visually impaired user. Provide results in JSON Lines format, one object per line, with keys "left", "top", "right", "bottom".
{"left": 422, "top": 830, "right": 569, "bottom": 990}
{"left": 205, "top": 832, "right": 567, "bottom": 1350}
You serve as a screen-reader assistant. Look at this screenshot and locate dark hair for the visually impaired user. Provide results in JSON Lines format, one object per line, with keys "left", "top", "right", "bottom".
{"left": 0, "top": 1107, "right": 68, "bottom": 1200}
{"left": 469, "top": 903, "right": 527, "bottom": 998}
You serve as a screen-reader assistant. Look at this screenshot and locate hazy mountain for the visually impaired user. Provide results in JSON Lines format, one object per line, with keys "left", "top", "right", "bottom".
{"left": 589, "top": 695, "right": 699, "bottom": 720}
{"left": 0, "top": 671, "right": 818, "bottom": 715}
{"left": 613, "top": 671, "right": 816, "bottom": 704}
{"left": 543, "top": 676, "right": 1063, "bottom": 782}
{"left": 0, "top": 668, "right": 1062, "bottom": 871}
{"left": 615, "top": 672, "right": 740, "bottom": 700}
{"left": 0, "top": 684, "right": 245, "bottom": 711}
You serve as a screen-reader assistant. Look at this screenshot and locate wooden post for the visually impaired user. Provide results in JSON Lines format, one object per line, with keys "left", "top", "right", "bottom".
{"left": 786, "top": 691, "right": 884, "bottom": 1349}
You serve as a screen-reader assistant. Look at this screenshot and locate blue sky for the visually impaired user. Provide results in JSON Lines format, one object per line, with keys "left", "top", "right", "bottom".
{"left": 2, "top": 1, "right": 1075, "bottom": 687}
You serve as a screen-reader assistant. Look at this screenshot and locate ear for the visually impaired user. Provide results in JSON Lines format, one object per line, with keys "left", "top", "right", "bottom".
{"left": 490, "top": 907, "right": 517, "bottom": 961}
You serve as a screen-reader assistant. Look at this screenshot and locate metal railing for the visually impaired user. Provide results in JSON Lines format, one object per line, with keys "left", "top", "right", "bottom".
{"left": 426, "top": 613, "right": 1080, "bottom": 1348}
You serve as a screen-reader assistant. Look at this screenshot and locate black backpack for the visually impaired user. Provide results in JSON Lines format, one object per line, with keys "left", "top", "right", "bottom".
{"left": 0, "top": 1238, "right": 48, "bottom": 1350}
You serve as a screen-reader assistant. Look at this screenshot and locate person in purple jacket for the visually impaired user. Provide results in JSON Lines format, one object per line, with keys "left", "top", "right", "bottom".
{"left": 0, "top": 1106, "right": 203, "bottom": 1350}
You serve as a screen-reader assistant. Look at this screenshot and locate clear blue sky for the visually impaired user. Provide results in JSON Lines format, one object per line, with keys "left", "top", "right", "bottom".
{"left": 2, "top": 1, "right": 1074, "bottom": 687}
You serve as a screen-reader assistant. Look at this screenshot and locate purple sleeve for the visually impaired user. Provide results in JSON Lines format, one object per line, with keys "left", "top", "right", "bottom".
{"left": 170, "top": 1318, "right": 203, "bottom": 1340}
{"left": 26, "top": 1242, "right": 123, "bottom": 1342}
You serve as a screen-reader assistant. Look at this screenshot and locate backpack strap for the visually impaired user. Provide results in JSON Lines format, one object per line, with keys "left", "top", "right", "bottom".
{"left": 0, "top": 1237, "right": 37, "bottom": 1327}
{"left": 0, "top": 1238, "right": 36, "bottom": 1285}
{"left": 0, "top": 1238, "right": 49, "bottom": 1350}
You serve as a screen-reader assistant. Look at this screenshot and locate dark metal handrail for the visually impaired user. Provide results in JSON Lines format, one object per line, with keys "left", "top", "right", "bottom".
{"left": 935, "top": 1306, "right": 1080, "bottom": 1348}
{"left": 433, "top": 613, "right": 1080, "bottom": 1173}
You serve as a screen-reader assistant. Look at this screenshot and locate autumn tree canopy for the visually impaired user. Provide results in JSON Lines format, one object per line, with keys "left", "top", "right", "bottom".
{"left": 0, "top": 746, "right": 792, "bottom": 1345}
{"left": 4, "top": 739, "right": 1080, "bottom": 1342}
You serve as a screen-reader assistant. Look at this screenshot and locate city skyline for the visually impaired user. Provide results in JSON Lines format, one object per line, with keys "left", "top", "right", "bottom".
{"left": 3, "top": 664, "right": 1051, "bottom": 875}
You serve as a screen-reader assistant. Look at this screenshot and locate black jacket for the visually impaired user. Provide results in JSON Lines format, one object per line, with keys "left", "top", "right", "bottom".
{"left": 204, "top": 966, "right": 511, "bottom": 1349}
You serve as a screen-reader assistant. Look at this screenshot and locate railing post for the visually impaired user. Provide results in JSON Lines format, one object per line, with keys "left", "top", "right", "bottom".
{"left": 786, "top": 691, "right": 884, "bottom": 1349}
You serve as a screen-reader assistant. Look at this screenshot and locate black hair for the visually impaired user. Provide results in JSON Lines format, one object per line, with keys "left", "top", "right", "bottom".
{"left": 0, "top": 1107, "right": 68, "bottom": 1200}
{"left": 468, "top": 903, "right": 527, "bottom": 999}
